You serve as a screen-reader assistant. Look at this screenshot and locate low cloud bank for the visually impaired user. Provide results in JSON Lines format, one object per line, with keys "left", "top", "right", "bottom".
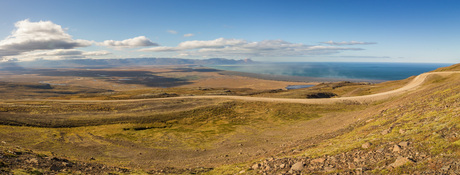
{"left": 140, "top": 38, "right": 363, "bottom": 58}
{"left": 321, "top": 40, "right": 377, "bottom": 46}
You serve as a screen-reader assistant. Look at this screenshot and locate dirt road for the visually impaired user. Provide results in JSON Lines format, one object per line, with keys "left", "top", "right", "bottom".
{"left": 1, "top": 71, "right": 457, "bottom": 170}
{"left": 186, "top": 71, "right": 457, "bottom": 104}
{"left": 8, "top": 71, "right": 457, "bottom": 104}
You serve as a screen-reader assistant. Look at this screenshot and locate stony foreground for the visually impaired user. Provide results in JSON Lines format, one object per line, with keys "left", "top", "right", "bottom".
{"left": 0, "top": 146, "right": 214, "bottom": 174}
{"left": 248, "top": 140, "right": 459, "bottom": 174}
{"left": 0, "top": 147, "right": 130, "bottom": 174}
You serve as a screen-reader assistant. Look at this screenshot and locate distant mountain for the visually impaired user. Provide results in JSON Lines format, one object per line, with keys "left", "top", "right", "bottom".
{"left": 6, "top": 58, "right": 255, "bottom": 69}
{"left": 0, "top": 62, "right": 27, "bottom": 71}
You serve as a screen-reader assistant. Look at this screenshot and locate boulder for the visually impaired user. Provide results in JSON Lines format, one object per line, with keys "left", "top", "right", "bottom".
{"left": 393, "top": 145, "right": 402, "bottom": 153}
{"left": 389, "top": 157, "right": 414, "bottom": 168}
{"left": 290, "top": 162, "right": 305, "bottom": 171}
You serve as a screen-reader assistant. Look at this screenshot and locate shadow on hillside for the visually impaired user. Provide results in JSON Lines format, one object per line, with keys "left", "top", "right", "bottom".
{"left": 31, "top": 69, "right": 193, "bottom": 88}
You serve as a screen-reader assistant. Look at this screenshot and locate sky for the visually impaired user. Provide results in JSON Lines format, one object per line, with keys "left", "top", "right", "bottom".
{"left": 0, "top": 0, "right": 459, "bottom": 63}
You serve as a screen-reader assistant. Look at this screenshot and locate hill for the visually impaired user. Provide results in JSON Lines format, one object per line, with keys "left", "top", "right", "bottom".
{"left": 0, "top": 63, "right": 458, "bottom": 174}
{"left": 225, "top": 66, "right": 460, "bottom": 174}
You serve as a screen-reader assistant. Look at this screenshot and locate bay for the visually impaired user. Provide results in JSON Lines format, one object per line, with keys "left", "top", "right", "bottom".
{"left": 209, "top": 62, "right": 453, "bottom": 81}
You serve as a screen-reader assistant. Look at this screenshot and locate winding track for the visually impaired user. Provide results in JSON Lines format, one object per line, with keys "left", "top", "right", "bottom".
{"left": 6, "top": 71, "right": 459, "bottom": 104}
{"left": 170, "top": 71, "right": 458, "bottom": 104}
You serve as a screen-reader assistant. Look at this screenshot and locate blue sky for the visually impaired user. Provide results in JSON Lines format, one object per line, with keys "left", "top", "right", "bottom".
{"left": 0, "top": 0, "right": 459, "bottom": 63}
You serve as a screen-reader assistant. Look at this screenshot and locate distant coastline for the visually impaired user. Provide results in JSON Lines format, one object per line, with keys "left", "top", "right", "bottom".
{"left": 209, "top": 62, "right": 452, "bottom": 82}
{"left": 218, "top": 69, "right": 384, "bottom": 83}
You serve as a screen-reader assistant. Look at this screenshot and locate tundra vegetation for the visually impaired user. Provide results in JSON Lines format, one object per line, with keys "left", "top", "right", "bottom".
{"left": 0, "top": 65, "right": 458, "bottom": 174}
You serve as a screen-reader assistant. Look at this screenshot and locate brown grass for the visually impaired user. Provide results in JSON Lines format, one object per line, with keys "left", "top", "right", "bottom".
{"left": 1, "top": 64, "right": 459, "bottom": 174}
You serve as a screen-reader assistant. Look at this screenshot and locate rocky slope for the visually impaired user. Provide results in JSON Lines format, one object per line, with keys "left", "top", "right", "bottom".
{"left": 0, "top": 146, "right": 129, "bottom": 174}
{"left": 236, "top": 66, "right": 460, "bottom": 174}
{"left": 1, "top": 64, "right": 459, "bottom": 174}
{"left": 249, "top": 140, "right": 459, "bottom": 174}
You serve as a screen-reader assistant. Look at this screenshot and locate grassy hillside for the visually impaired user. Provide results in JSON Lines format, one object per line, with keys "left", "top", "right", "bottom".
{"left": 433, "top": 63, "right": 460, "bottom": 72}
{"left": 0, "top": 98, "right": 367, "bottom": 172}
{"left": 1, "top": 64, "right": 459, "bottom": 174}
{"left": 210, "top": 67, "right": 460, "bottom": 174}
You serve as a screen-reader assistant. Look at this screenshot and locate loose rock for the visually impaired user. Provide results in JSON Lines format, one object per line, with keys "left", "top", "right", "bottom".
{"left": 279, "top": 164, "right": 286, "bottom": 168}
{"left": 389, "top": 157, "right": 414, "bottom": 168}
{"left": 311, "top": 157, "right": 325, "bottom": 164}
{"left": 382, "top": 128, "right": 391, "bottom": 135}
{"left": 362, "top": 142, "right": 372, "bottom": 149}
{"left": 393, "top": 145, "right": 402, "bottom": 153}
{"left": 290, "top": 161, "right": 304, "bottom": 171}
{"left": 398, "top": 141, "right": 409, "bottom": 147}
{"left": 252, "top": 163, "right": 260, "bottom": 170}
{"left": 399, "top": 129, "right": 406, "bottom": 134}
{"left": 26, "top": 158, "right": 38, "bottom": 164}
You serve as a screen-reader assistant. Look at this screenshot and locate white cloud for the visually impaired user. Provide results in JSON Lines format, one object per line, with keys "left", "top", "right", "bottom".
{"left": 321, "top": 40, "right": 377, "bottom": 45}
{"left": 140, "top": 38, "right": 363, "bottom": 57}
{"left": 139, "top": 38, "right": 247, "bottom": 52}
{"left": 179, "top": 38, "right": 247, "bottom": 49}
{"left": 167, "top": 30, "right": 178, "bottom": 34}
{"left": 139, "top": 46, "right": 181, "bottom": 52}
{"left": 99, "top": 36, "right": 158, "bottom": 48}
{"left": 0, "top": 19, "right": 92, "bottom": 58}
{"left": 183, "top": 33, "right": 194, "bottom": 37}
{"left": 5, "top": 49, "right": 112, "bottom": 61}
{"left": 339, "top": 55, "right": 391, "bottom": 58}
{"left": 36, "top": 49, "right": 83, "bottom": 56}
{"left": 83, "top": 50, "right": 112, "bottom": 56}
{"left": 0, "top": 20, "right": 373, "bottom": 61}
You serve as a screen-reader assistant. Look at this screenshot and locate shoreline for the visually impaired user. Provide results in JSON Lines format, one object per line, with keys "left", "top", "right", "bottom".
{"left": 217, "top": 69, "right": 386, "bottom": 84}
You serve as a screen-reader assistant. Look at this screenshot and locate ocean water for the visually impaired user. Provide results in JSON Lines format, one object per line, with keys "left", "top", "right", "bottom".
{"left": 210, "top": 62, "right": 453, "bottom": 81}
{"left": 285, "top": 85, "right": 315, "bottom": 90}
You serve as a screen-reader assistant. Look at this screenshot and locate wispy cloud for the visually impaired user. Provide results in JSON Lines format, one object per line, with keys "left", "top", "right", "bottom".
{"left": 9, "top": 49, "right": 112, "bottom": 61}
{"left": 0, "top": 19, "right": 92, "bottom": 58}
{"left": 139, "top": 38, "right": 246, "bottom": 52}
{"left": 338, "top": 55, "right": 390, "bottom": 58}
{"left": 83, "top": 50, "right": 112, "bottom": 56}
{"left": 140, "top": 38, "right": 363, "bottom": 57}
{"left": 321, "top": 40, "right": 377, "bottom": 45}
{"left": 183, "top": 33, "right": 194, "bottom": 37}
{"left": 98, "top": 36, "right": 158, "bottom": 48}
{"left": 167, "top": 30, "right": 178, "bottom": 34}
{"left": 179, "top": 38, "right": 247, "bottom": 49}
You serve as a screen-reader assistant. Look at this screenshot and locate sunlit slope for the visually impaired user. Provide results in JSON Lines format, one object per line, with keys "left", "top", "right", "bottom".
{"left": 0, "top": 64, "right": 459, "bottom": 174}
{"left": 211, "top": 65, "right": 460, "bottom": 174}
{"left": 433, "top": 62, "right": 460, "bottom": 72}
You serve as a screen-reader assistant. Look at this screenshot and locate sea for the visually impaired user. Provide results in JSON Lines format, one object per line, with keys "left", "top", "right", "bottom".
{"left": 209, "top": 62, "right": 453, "bottom": 81}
